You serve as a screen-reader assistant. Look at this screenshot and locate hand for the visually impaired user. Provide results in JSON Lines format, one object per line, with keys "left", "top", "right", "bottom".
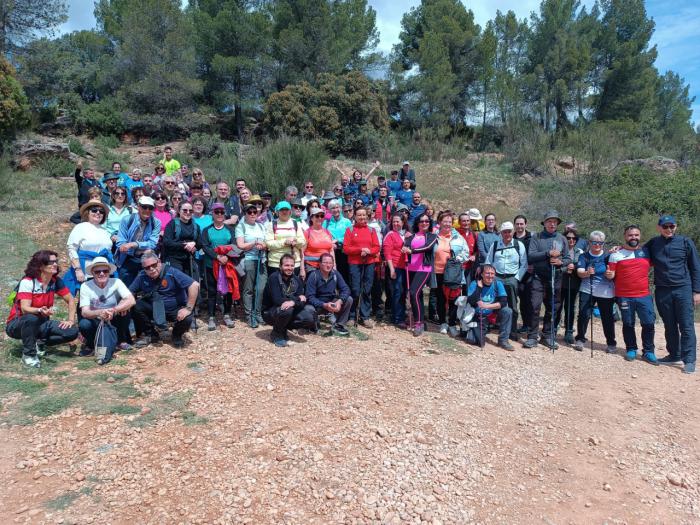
{"left": 360, "top": 247, "right": 370, "bottom": 257}
{"left": 77, "top": 160, "right": 83, "bottom": 170}
{"left": 476, "top": 280, "right": 483, "bottom": 288}
{"left": 184, "top": 241, "right": 196, "bottom": 253}
{"left": 604, "top": 269, "right": 614, "bottom": 279}
{"left": 298, "top": 295, "right": 306, "bottom": 303}
{"left": 38, "top": 306, "right": 51, "bottom": 316}
{"left": 75, "top": 268, "right": 85, "bottom": 283}
{"left": 550, "top": 248, "right": 561, "bottom": 258}
{"left": 374, "top": 160, "right": 380, "bottom": 167}
{"left": 390, "top": 270, "right": 396, "bottom": 280}
{"left": 332, "top": 300, "right": 342, "bottom": 312}
{"left": 111, "top": 235, "right": 117, "bottom": 243}
{"left": 58, "top": 320, "right": 74, "bottom": 330}
{"left": 281, "top": 300, "right": 295, "bottom": 310}
{"left": 100, "top": 309, "right": 114, "bottom": 321}
{"left": 176, "top": 307, "right": 191, "bottom": 321}
{"left": 119, "top": 244, "right": 131, "bottom": 253}
{"left": 217, "top": 255, "right": 228, "bottom": 264}
{"left": 468, "top": 255, "right": 475, "bottom": 262}
{"left": 477, "top": 300, "right": 486, "bottom": 309}
{"left": 694, "top": 293, "right": 700, "bottom": 307}
{"left": 284, "top": 238, "right": 296, "bottom": 246}
{"left": 567, "top": 263, "right": 574, "bottom": 274}
{"left": 255, "top": 241, "right": 266, "bottom": 250}
{"left": 401, "top": 246, "right": 412, "bottom": 254}
{"left": 588, "top": 266, "right": 595, "bottom": 276}
{"left": 550, "top": 257, "right": 562, "bottom": 266}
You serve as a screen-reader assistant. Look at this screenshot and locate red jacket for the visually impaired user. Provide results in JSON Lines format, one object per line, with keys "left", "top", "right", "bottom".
{"left": 457, "top": 227, "right": 478, "bottom": 270}
{"left": 343, "top": 224, "right": 380, "bottom": 265}
{"left": 213, "top": 245, "right": 241, "bottom": 300}
{"left": 383, "top": 230, "right": 406, "bottom": 270}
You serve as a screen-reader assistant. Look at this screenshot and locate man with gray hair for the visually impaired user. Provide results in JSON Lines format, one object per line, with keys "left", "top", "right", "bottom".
{"left": 128, "top": 251, "right": 199, "bottom": 348}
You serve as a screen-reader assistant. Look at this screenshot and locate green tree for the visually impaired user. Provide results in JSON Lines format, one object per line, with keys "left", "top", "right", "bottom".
{"left": 0, "top": 0, "right": 67, "bottom": 55}
{"left": 272, "top": 0, "right": 379, "bottom": 87}
{"left": 0, "top": 57, "right": 30, "bottom": 143}
{"left": 475, "top": 23, "right": 496, "bottom": 149}
{"left": 655, "top": 71, "right": 695, "bottom": 145}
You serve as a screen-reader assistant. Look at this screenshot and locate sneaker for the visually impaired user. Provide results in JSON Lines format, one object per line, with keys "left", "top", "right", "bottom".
{"left": 359, "top": 319, "right": 374, "bottom": 329}
{"left": 683, "top": 363, "right": 696, "bottom": 374}
{"left": 35, "top": 342, "right": 46, "bottom": 357}
{"left": 134, "top": 336, "right": 151, "bottom": 348}
{"left": 22, "top": 354, "right": 41, "bottom": 368}
{"left": 274, "top": 338, "right": 288, "bottom": 348}
{"left": 223, "top": 314, "right": 235, "bottom": 328}
{"left": 156, "top": 327, "right": 170, "bottom": 342}
{"left": 118, "top": 342, "right": 132, "bottom": 351}
{"left": 642, "top": 352, "right": 659, "bottom": 366}
{"left": 564, "top": 331, "right": 575, "bottom": 344}
{"left": 413, "top": 324, "right": 424, "bottom": 337}
{"left": 207, "top": 317, "right": 216, "bottom": 331}
{"left": 499, "top": 341, "right": 515, "bottom": 352}
{"left": 572, "top": 340, "right": 584, "bottom": 351}
{"left": 522, "top": 339, "right": 538, "bottom": 349}
{"left": 332, "top": 324, "right": 349, "bottom": 337}
{"left": 625, "top": 349, "right": 637, "bottom": 361}
{"left": 172, "top": 338, "right": 185, "bottom": 349}
{"left": 439, "top": 323, "right": 448, "bottom": 334}
{"left": 448, "top": 326, "right": 459, "bottom": 337}
{"left": 605, "top": 345, "right": 617, "bottom": 354}
{"left": 79, "top": 345, "right": 94, "bottom": 357}
{"left": 539, "top": 337, "right": 558, "bottom": 350}
{"left": 249, "top": 317, "right": 259, "bottom": 329}
{"left": 658, "top": 355, "right": 683, "bottom": 366}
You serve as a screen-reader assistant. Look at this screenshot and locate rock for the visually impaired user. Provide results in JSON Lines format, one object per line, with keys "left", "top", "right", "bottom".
{"left": 17, "top": 157, "right": 32, "bottom": 171}
{"left": 520, "top": 173, "right": 534, "bottom": 182}
{"left": 375, "top": 427, "right": 389, "bottom": 438}
{"left": 12, "top": 141, "right": 77, "bottom": 167}
{"left": 106, "top": 377, "right": 116, "bottom": 384}
{"left": 136, "top": 356, "right": 146, "bottom": 363}
{"left": 556, "top": 156, "right": 575, "bottom": 170}
{"left": 603, "top": 483, "right": 611, "bottom": 492}
{"left": 667, "top": 473, "right": 683, "bottom": 487}
{"left": 588, "top": 436, "right": 601, "bottom": 446}
{"left": 75, "top": 472, "right": 86, "bottom": 482}
{"left": 584, "top": 502, "right": 592, "bottom": 508}
{"left": 32, "top": 471, "right": 42, "bottom": 480}
{"left": 619, "top": 157, "right": 681, "bottom": 173}
{"left": 141, "top": 407, "right": 152, "bottom": 415}
{"left": 313, "top": 452, "right": 324, "bottom": 462}
{"left": 14, "top": 507, "right": 28, "bottom": 515}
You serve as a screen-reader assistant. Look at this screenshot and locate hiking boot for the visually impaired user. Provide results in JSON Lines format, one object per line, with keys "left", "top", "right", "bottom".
{"left": 172, "top": 338, "right": 185, "bottom": 349}
{"left": 207, "top": 317, "right": 216, "bottom": 331}
{"left": 499, "top": 341, "right": 515, "bottom": 352}
{"left": 572, "top": 340, "right": 584, "bottom": 351}
{"left": 522, "top": 338, "right": 538, "bottom": 349}
{"left": 359, "top": 319, "right": 374, "bottom": 329}
{"left": 625, "top": 349, "right": 637, "bottom": 361}
{"left": 605, "top": 345, "right": 617, "bottom": 354}
{"left": 332, "top": 324, "right": 349, "bottom": 337}
{"left": 249, "top": 317, "right": 259, "bottom": 329}
{"left": 413, "top": 324, "right": 424, "bottom": 337}
{"left": 539, "top": 337, "right": 558, "bottom": 350}
{"left": 658, "top": 355, "right": 683, "bottom": 366}
{"left": 517, "top": 325, "right": 528, "bottom": 334}
{"left": 156, "top": 326, "right": 170, "bottom": 342}
{"left": 22, "top": 354, "right": 41, "bottom": 368}
{"left": 509, "top": 333, "right": 520, "bottom": 342}
{"left": 439, "top": 323, "right": 448, "bottom": 334}
{"left": 35, "top": 342, "right": 46, "bottom": 357}
{"left": 223, "top": 314, "right": 235, "bottom": 328}
{"left": 642, "top": 352, "right": 658, "bottom": 366}
{"left": 118, "top": 342, "right": 132, "bottom": 352}
{"left": 79, "top": 345, "right": 94, "bottom": 356}
{"left": 683, "top": 363, "right": 696, "bottom": 374}
{"left": 133, "top": 336, "right": 151, "bottom": 348}
{"left": 564, "top": 331, "right": 575, "bottom": 344}
{"left": 448, "top": 326, "right": 459, "bottom": 337}
{"left": 273, "top": 338, "right": 288, "bottom": 348}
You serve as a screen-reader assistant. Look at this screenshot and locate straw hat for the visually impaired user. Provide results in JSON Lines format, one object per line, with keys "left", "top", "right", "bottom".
{"left": 79, "top": 199, "right": 109, "bottom": 224}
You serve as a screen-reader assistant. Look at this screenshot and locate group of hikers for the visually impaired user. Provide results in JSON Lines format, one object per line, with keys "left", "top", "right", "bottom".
{"left": 6, "top": 147, "right": 700, "bottom": 375}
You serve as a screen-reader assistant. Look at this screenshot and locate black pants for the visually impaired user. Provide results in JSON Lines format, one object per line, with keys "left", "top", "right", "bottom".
{"left": 497, "top": 275, "right": 519, "bottom": 338}
{"left": 335, "top": 247, "right": 350, "bottom": 285}
{"left": 576, "top": 293, "right": 616, "bottom": 347}
{"left": 262, "top": 304, "right": 317, "bottom": 339}
{"left": 6, "top": 315, "right": 79, "bottom": 356}
{"left": 167, "top": 256, "right": 196, "bottom": 278}
{"left": 528, "top": 272, "right": 563, "bottom": 340}
{"left": 560, "top": 283, "right": 579, "bottom": 334}
{"left": 132, "top": 298, "right": 193, "bottom": 340}
{"left": 435, "top": 273, "right": 459, "bottom": 326}
{"left": 518, "top": 272, "right": 533, "bottom": 329}
{"left": 371, "top": 263, "right": 385, "bottom": 319}
{"left": 205, "top": 267, "right": 232, "bottom": 317}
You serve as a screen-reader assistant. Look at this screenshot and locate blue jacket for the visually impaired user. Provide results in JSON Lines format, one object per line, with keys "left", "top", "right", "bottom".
{"left": 305, "top": 269, "right": 351, "bottom": 309}
{"left": 646, "top": 234, "right": 700, "bottom": 291}
{"left": 115, "top": 214, "right": 161, "bottom": 266}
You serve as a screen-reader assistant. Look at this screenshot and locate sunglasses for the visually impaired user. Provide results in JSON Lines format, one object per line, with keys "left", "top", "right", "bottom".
{"left": 89, "top": 208, "right": 105, "bottom": 215}
{"left": 154, "top": 196, "right": 166, "bottom": 201}
{"left": 93, "top": 269, "right": 110, "bottom": 276}
{"left": 213, "top": 210, "right": 225, "bottom": 215}
{"left": 591, "top": 241, "right": 605, "bottom": 245}
{"left": 661, "top": 224, "right": 676, "bottom": 230}
{"left": 343, "top": 209, "right": 352, "bottom": 213}
{"left": 143, "top": 262, "right": 159, "bottom": 271}
{"left": 156, "top": 167, "right": 165, "bottom": 171}
{"left": 566, "top": 236, "right": 577, "bottom": 240}
{"left": 114, "top": 191, "right": 126, "bottom": 196}
{"left": 140, "top": 205, "right": 154, "bottom": 211}
{"left": 312, "top": 213, "right": 324, "bottom": 219}
{"left": 164, "top": 181, "right": 175, "bottom": 185}
{"left": 246, "top": 209, "right": 258, "bottom": 215}
{"left": 46, "top": 260, "right": 58, "bottom": 265}
{"left": 180, "top": 208, "right": 193, "bottom": 214}
{"left": 305, "top": 185, "right": 314, "bottom": 189}
{"left": 172, "top": 197, "right": 182, "bottom": 201}
{"left": 419, "top": 220, "right": 430, "bottom": 224}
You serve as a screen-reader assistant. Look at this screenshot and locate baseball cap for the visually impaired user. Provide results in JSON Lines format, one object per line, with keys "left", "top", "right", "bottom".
{"left": 500, "top": 221, "right": 514, "bottom": 231}
{"left": 275, "top": 200, "right": 292, "bottom": 211}
{"left": 658, "top": 214, "right": 677, "bottom": 225}
{"left": 402, "top": 161, "right": 410, "bottom": 166}
{"left": 210, "top": 202, "right": 225, "bottom": 212}
{"left": 138, "top": 196, "right": 155, "bottom": 207}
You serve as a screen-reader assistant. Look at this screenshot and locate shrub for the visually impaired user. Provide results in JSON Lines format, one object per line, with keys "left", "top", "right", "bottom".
{"left": 95, "top": 135, "right": 121, "bottom": 150}
{"left": 96, "top": 150, "right": 130, "bottom": 172}
{"left": 34, "top": 156, "right": 74, "bottom": 179}
{"left": 71, "top": 96, "right": 126, "bottom": 136}
{"left": 368, "top": 131, "right": 470, "bottom": 163}
{"left": 67, "top": 137, "right": 86, "bottom": 156}
{"left": 0, "top": 156, "right": 16, "bottom": 207}
{"left": 187, "top": 132, "right": 222, "bottom": 159}
{"left": 504, "top": 119, "right": 552, "bottom": 175}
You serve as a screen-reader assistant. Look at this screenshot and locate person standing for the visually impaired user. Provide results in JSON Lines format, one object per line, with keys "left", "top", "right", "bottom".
{"left": 162, "top": 146, "right": 181, "bottom": 175}
{"left": 513, "top": 214, "right": 533, "bottom": 333}
{"left": 645, "top": 215, "right": 700, "bottom": 373}
{"left": 383, "top": 213, "right": 408, "bottom": 328}
{"left": 560, "top": 229, "right": 584, "bottom": 344}
{"left": 115, "top": 196, "right": 161, "bottom": 286}
{"left": 402, "top": 213, "right": 438, "bottom": 336}
{"left": 236, "top": 202, "right": 268, "bottom": 328}
{"left": 476, "top": 213, "right": 499, "bottom": 267}
{"left": 607, "top": 225, "right": 657, "bottom": 364}
{"left": 343, "top": 207, "right": 380, "bottom": 328}
{"left": 524, "top": 210, "right": 571, "bottom": 350}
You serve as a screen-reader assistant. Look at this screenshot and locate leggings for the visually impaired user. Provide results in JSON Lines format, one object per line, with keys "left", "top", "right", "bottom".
{"left": 205, "top": 268, "right": 232, "bottom": 317}
{"left": 409, "top": 271, "right": 431, "bottom": 327}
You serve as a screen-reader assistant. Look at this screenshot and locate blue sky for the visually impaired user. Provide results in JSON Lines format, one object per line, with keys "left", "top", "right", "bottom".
{"left": 60, "top": 0, "right": 700, "bottom": 122}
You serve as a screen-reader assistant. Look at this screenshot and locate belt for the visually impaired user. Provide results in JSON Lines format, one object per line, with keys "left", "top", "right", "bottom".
{"left": 496, "top": 272, "right": 516, "bottom": 278}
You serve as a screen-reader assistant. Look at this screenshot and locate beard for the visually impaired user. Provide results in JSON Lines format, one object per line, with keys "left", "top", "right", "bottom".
{"left": 627, "top": 239, "right": 639, "bottom": 248}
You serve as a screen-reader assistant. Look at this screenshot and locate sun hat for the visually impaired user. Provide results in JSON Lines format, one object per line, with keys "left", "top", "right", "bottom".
{"left": 248, "top": 194, "right": 264, "bottom": 205}
{"left": 467, "top": 208, "right": 482, "bottom": 220}
{"left": 79, "top": 200, "right": 109, "bottom": 224}
{"left": 102, "top": 172, "right": 119, "bottom": 182}
{"left": 308, "top": 206, "right": 324, "bottom": 217}
{"left": 85, "top": 256, "right": 117, "bottom": 276}
{"left": 500, "top": 221, "right": 514, "bottom": 232}
{"left": 541, "top": 210, "right": 562, "bottom": 225}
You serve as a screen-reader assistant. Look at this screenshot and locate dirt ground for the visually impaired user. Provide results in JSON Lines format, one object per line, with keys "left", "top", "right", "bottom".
{"left": 1, "top": 319, "right": 698, "bottom": 524}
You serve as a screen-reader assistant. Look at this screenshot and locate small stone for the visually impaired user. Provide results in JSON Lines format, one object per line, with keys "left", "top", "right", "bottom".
{"left": 266, "top": 384, "right": 275, "bottom": 392}
{"left": 313, "top": 452, "right": 324, "bottom": 462}
{"left": 588, "top": 436, "right": 600, "bottom": 446}
{"left": 603, "top": 483, "right": 611, "bottom": 492}
{"left": 15, "top": 507, "right": 28, "bottom": 515}
{"left": 140, "top": 407, "right": 152, "bottom": 415}
{"left": 136, "top": 356, "right": 146, "bottom": 363}
{"left": 74, "top": 472, "right": 86, "bottom": 482}
{"left": 106, "top": 377, "right": 116, "bottom": 384}
{"left": 325, "top": 490, "right": 335, "bottom": 500}
{"left": 32, "top": 471, "right": 42, "bottom": 480}
{"left": 631, "top": 374, "right": 638, "bottom": 379}
{"left": 584, "top": 502, "right": 592, "bottom": 508}
{"left": 376, "top": 427, "right": 388, "bottom": 438}
{"left": 667, "top": 473, "right": 683, "bottom": 487}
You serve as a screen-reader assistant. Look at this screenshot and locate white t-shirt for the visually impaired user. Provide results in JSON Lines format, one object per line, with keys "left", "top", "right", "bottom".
{"left": 79, "top": 278, "right": 132, "bottom": 309}
{"left": 67, "top": 222, "right": 113, "bottom": 260}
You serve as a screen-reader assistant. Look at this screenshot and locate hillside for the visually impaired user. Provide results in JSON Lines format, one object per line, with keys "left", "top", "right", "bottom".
{"left": 0, "top": 144, "right": 699, "bottom": 524}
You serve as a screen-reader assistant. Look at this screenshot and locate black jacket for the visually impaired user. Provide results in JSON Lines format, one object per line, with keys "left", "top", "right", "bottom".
{"left": 162, "top": 219, "right": 201, "bottom": 263}
{"left": 263, "top": 271, "right": 306, "bottom": 310}
{"left": 403, "top": 232, "right": 438, "bottom": 268}
{"left": 646, "top": 235, "right": 700, "bottom": 291}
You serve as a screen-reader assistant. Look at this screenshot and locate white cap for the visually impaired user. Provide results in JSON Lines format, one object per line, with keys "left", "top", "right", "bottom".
{"left": 139, "top": 196, "right": 155, "bottom": 207}
{"left": 500, "top": 221, "right": 514, "bottom": 232}
{"left": 402, "top": 160, "right": 410, "bottom": 165}
{"left": 467, "top": 208, "right": 482, "bottom": 220}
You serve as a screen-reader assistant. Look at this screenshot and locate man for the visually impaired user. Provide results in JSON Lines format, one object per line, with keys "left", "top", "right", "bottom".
{"left": 141, "top": 174, "right": 155, "bottom": 196}
{"left": 524, "top": 210, "right": 571, "bottom": 350}
{"left": 399, "top": 161, "right": 416, "bottom": 189}
{"left": 129, "top": 251, "right": 199, "bottom": 349}
{"left": 115, "top": 196, "right": 162, "bottom": 286}
{"left": 395, "top": 178, "right": 414, "bottom": 206}
{"left": 213, "top": 181, "right": 240, "bottom": 226}
{"left": 342, "top": 187, "right": 355, "bottom": 206}
{"left": 260, "top": 191, "right": 273, "bottom": 223}
{"left": 162, "top": 146, "right": 181, "bottom": 176}
{"left": 262, "top": 254, "right": 317, "bottom": 347}
{"left": 355, "top": 180, "right": 371, "bottom": 206}
{"left": 102, "top": 161, "right": 128, "bottom": 187}
{"left": 464, "top": 264, "right": 513, "bottom": 350}
{"left": 607, "top": 225, "right": 657, "bottom": 364}
{"left": 514, "top": 214, "right": 534, "bottom": 333}
{"left": 234, "top": 178, "right": 246, "bottom": 194}
{"left": 371, "top": 175, "right": 388, "bottom": 201}
{"left": 306, "top": 253, "right": 353, "bottom": 335}
{"left": 407, "top": 192, "right": 426, "bottom": 224}
{"left": 74, "top": 162, "right": 101, "bottom": 208}
{"left": 645, "top": 215, "right": 700, "bottom": 374}
{"left": 300, "top": 181, "right": 318, "bottom": 206}
{"left": 456, "top": 213, "right": 478, "bottom": 286}
{"left": 101, "top": 172, "right": 120, "bottom": 202}
{"left": 476, "top": 213, "right": 499, "bottom": 267}
{"left": 386, "top": 170, "right": 402, "bottom": 196}
{"left": 373, "top": 186, "right": 392, "bottom": 226}
{"left": 485, "top": 221, "right": 527, "bottom": 342}
{"left": 343, "top": 207, "right": 380, "bottom": 328}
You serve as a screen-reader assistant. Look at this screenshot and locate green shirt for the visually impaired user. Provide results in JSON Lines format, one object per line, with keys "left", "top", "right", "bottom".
{"left": 163, "top": 158, "right": 181, "bottom": 175}
{"left": 205, "top": 225, "right": 233, "bottom": 268}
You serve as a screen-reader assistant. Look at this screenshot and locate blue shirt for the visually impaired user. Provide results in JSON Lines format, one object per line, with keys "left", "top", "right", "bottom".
{"left": 408, "top": 204, "right": 426, "bottom": 224}
{"left": 128, "top": 266, "right": 194, "bottom": 312}
{"left": 395, "top": 189, "right": 414, "bottom": 206}
{"left": 577, "top": 251, "right": 614, "bottom": 298}
{"left": 386, "top": 180, "right": 402, "bottom": 195}
{"left": 467, "top": 279, "right": 507, "bottom": 315}
{"left": 646, "top": 235, "right": 700, "bottom": 291}
{"left": 324, "top": 216, "right": 352, "bottom": 245}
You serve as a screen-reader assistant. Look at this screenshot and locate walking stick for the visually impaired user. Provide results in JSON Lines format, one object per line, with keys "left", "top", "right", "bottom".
{"left": 250, "top": 255, "right": 261, "bottom": 328}
{"left": 479, "top": 311, "right": 484, "bottom": 350}
{"left": 405, "top": 254, "right": 413, "bottom": 330}
{"left": 189, "top": 254, "right": 198, "bottom": 332}
{"left": 356, "top": 257, "right": 366, "bottom": 325}
{"left": 550, "top": 240, "right": 561, "bottom": 353}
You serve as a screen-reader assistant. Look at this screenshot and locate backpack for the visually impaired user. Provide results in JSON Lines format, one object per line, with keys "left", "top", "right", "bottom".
{"left": 272, "top": 218, "right": 298, "bottom": 236}
{"left": 173, "top": 218, "right": 201, "bottom": 243}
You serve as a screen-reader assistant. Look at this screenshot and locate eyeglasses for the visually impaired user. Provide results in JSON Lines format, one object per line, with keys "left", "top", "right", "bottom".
{"left": 89, "top": 208, "right": 105, "bottom": 215}
{"left": 45, "top": 260, "right": 58, "bottom": 265}
{"left": 313, "top": 213, "right": 324, "bottom": 219}
{"left": 590, "top": 241, "right": 605, "bottom": 245}
{"left": 180, "top": 208, "right": 193, "bottom": 214}
{"left": 164, "top": 181, "right": 175, "bottom": 186}
{"left": 156, "top": 167, "right": 165, "bottom": 171}
{"left": 143, "top": 262, "right": 159, "bottom": 271}
{"left": 566, "top": 236, "right": 577, "bottom": 240}
{"left": 140, "top": 205, "right": 154, "bottom": 211}
{"left": 246, "top": 209, "right": 258, "bottom": 215}
{"left": 213, "top": 210, "right": 225, "bottom": 215}
{"left": 305, "top": 185, "right": 314, "bottom": 189}
{"left": 661, "top": 224, "right": 676, "bottom": 230}
{"left": 114, "top": 191, "right": 126, "bottom": 196}
{"left": 342, "top": 209, "right": 352, "bottom": 213}
{"left": 418, "top": 220, "right": 430, "bottom": 224}
{"left": 172, "top": 197, "right": 182, "bottom": 201}
{"left": 93, "top": 269, "right": 110, "bottom": 276}
{"left": 154, "top": 196, "right": 166, "bottom": 201}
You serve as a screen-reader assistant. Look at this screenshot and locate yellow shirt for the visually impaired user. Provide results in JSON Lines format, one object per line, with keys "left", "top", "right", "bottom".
{"left": 163, "top": 158, "right": 181, "bottom": 175}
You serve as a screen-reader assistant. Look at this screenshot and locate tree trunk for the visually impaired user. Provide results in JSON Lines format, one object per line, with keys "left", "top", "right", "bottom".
{"left": 234, "top": 68, "right": 243, "bottom": 139}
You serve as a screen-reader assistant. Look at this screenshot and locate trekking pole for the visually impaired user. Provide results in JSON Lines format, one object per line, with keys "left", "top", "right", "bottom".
{"left": 550, "top": 240, "right": 561, "bottom": 353}
{"left": 356, "top": 257, "right": 366, "bottom": 325}
{"left": 479, "top": 311, "right": 484, "bottom": 350}
{"left": 250, "top": 254, "right": 260, "bottom": 328}
{"left": 405, "top": 254, "right": 413, "bottom": 330}
{"left": 189, "top": 254, "right": 198, "bottom": 332}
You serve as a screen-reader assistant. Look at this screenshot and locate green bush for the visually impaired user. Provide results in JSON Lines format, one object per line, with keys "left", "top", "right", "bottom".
{"left": 187, "top": 132, "right": 222, "bottom": 159}
{"left": 368, "top": 131, "right": 470, "bottom": 163}
{"left": 95, "top": 135, "right": 121, "bottom": 150}
{"left": 34, "top": 156, "right": 74, "bottom": 179}
{"left": 96, "top": 150, "right": 130, "bottom": 172}
{"left": 504, "top": 119, "right": 552, "bottom": 175}
{"left": 0, "top": 156, "right": 16, "bottom": 207}
{"left": 67, "top": 137, "right": 86, "bottom": 156}
{"left": 72, "top": 96, "right": 126, "bottom": 136}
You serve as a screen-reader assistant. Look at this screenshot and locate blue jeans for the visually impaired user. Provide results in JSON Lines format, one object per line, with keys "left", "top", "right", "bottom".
{"left": 389, "top": 269, "right": 406, "bottom": 325}
{"left": 616, "top": 295, "right": 655, "bottom": 353}
{"left": 348, "top": 263, "right": 374, "bottom": 321}
{"left": 118, "top": 258, "right": 142, "bottom": 288}
{"left": 655, "top": 286, "right": 696, "bottom": 364}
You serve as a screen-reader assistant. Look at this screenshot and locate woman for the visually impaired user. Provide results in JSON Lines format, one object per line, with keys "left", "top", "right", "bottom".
{"left": 265, "top": 201, "right": 306, "bottom": 274}
{"left": 433, "top": 210, "right": 469, "bottom": 336}
{"left": 170, "top": 191, "right": 184, "bottom": 215}
{"left": 192, "top": 196, "right": 212, "bottom": 230}
{"left": 324, "top": 199, "right": 352, "bottom": 283}
{"left": 303, "top": 206, "right": 335, "bottom": 275}
{"left": 163, "top": 201, "right": 200, "bottom": 276}
{"left": 78, "top": 257, "right": 136, "bottom": 360}
{"left": 153, "top": 163, "right": 166, "bottom": 184}
{"left": 202, "top": 186, "right": 212, "bottom": 203}
{"left": 152, "top": 191, "right": 172, "bottom": 234}
{"left": 105, "top": 187, "right": 132, "bottom": 245}
{"left": 129, "top": 187, "right": 145, "bottom": 213}
{"left": 5, "top": 250, "right": 78, "bottom": 368}
{"left": 561, "top": 230, "right": 584, "bottom": 345}
{"left": 383, "top": 213, "right": 408, "bottom": 328}
{"left": 235, "top": 203, "right": 268, "bottom": 327}
{"left": 401, "top": 213, "right": 438, "bottom": 336}
{"left": 65, "top": 200, "right": 113, "bottom": 296}
{"left": 191, "top": 168, "right": 209, "bottom": 190}
{"left": 201, "top": 202, "right": 237, "bottom": 330}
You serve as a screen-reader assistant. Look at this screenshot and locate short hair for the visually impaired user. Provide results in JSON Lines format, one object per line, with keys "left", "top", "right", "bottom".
{"left": 589, "top": 230, "right": 606, "bottom": 242}
{"left": 319, "top": 253, "right": 334, "bottom": 264}
{"left": 285, "top": 185, "right": 298, "bottom": 195}
{"left": 514, "top": 214, "right": 527, "bottom": 224}
{"left": 132, "top": 168, "right": 142, "bottom": 175}
{"left": 191, "top": 196, "right": 208, "bottom": 211}
{"left": 412, "top": 213, "right": 433, "bottom": 233}
{"left": 327, "top": 199, "right": 340, "bottom": 209}
{"left": 235, "top": 178, "right": 246, "bottom": 185}
{"left": 87, "top": 187, "right": 102, "bottom": 200}
{"left": 481, "top": 263, "right": 496, "bottom": 274}
{"left": 190, "top": 183, "right": 203, "bottom": 191}
{"left": 484, "top": 213, "right": 496, "bottom": 221}
{"left": 164, "top": 146, "right": 172, "bottom": 152}
{"left": 436, "top": 210, "right": 453, "bottom": 223}
{"left": 112, "top": 161, "right": 121, "bottom": 169}
{"left": 624, "top": 224, "right": 640, "bottom": 234}
{"left": 140, "top": 250, "right": 159, "bottom": 264}
{"left": 458, "top": 212, "right": 469, "bottom": 222}
{"left": 279, "top": 253, "right": 295, "bottom": 266}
